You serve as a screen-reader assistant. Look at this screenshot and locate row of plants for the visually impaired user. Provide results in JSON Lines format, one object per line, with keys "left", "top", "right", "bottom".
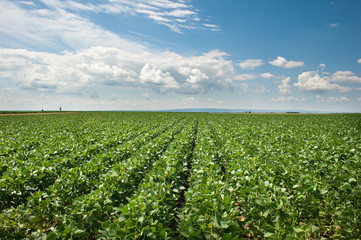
{"left": 0, "top": 112, "right": 360, "bottom": 239}
{"left": 98, "top": 119, "right": 198, "bottom": 239}
{"left": 0, "top": 116, "right": 186, "bottom": 239}
{"left": 177, "top": 118, "right": 242, "bottom": 239}
{"left": 0, "top": 114, "right": 173, "bottom": 210}
{"left": 0, "top": 113, "right": 125, "bottom": 159}
{"left": 209, "top": 114, "right": 361, "bottom": 239}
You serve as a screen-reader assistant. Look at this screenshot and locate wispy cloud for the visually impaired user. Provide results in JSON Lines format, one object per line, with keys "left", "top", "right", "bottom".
{"left": 34, "top": 0, "right": 219, "bottom": 33}
{"left": 182, "top": 96, "right": 196, "bottom": 104}
{"left": 318, "top": 63, "right": 326, "bottom": 70}
{"left": 15, "top": 1, "right": 35, "bottom": 6}
{"left": 269, "top": 56, "right": 304, "bottom": 68}
{"left": 0, "top": 0, "right": 146, "bottom": 51}
{"left": 327, "top": 96, "right": 350, "bottom": 102}
{"left": 0, "top": 87, "right": 16, "bottom": 92}
{"left": 271, "top": 95, "right": 305, "bottom": 102}
{"left": 329, "top": 22, "right": 340, "bottom": 28}
{"left": 317, "top": 95, "right": 351, "bottom": 103}
{"left": 202, "top": 23, "right": 220, "bottom": 31}
{"left": 253, "top": 85, "right": 270, "bottom": 93}
{"left": 141, "top": 93, "right": 150, "bottom": 99}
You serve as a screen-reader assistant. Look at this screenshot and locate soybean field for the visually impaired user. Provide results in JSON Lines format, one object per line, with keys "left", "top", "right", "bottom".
{"left": 0, "top": 112, "right": 360, "bottom": 239}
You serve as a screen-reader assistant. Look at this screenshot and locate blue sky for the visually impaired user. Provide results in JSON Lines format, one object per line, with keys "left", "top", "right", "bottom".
{"left": 0, "top": 0, "right": 360, "bottom": 112}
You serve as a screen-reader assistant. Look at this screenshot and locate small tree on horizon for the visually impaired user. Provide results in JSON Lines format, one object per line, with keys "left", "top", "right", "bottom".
{"left": 59, "top": 106, "right": 62, "bottom": 111}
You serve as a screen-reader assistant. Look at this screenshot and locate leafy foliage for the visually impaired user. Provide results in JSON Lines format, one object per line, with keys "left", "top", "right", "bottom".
{"left": 0, "top": 112, "right": 360, "bottom": 239}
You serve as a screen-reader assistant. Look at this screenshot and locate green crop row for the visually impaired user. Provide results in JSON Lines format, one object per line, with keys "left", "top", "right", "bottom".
{"left": 177, "top": 118, "right": 242, "bottom": 239}
{"left": 38, "top": 118, "right": 185, "bottom": 239}
{"left": 209, "top": 114, "right": 361, "bottom": 239}
{"left": 0, "top": 112, "right": 360, "bottom": 239}
{"left": 1, "top": 117, "right": 176, "bottom": 225}
{"left": 1, "top": 117, "right": 184, "bottom": 238}
{"left": 0, "top": 119, "right": 162, "bottom": 210}
{"left": 99, "top": 119, "right": 197, "bottom": 239}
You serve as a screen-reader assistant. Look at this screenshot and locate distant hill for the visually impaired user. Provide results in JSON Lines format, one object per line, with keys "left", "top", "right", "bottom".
{"left": 157, "top": 108, "right": 334, "bottom": 113}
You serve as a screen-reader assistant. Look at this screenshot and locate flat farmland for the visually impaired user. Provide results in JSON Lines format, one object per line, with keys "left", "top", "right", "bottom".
{"left": 0, "top": 112, "right": 360, "bottom": 239}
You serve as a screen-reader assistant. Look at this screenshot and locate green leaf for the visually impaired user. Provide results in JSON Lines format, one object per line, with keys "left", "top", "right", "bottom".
{"left": 294, "top": 227, "right": 304, "bottom": 233}
{"left": 349, "top": 177, "right": 357, "bottom": 183}
{"left": 320, "top": 188, "right": 328, "bottom": 194}
{"left": 220, "top": 221, "right": 229, "bottom": 229}
{"left": 129, "top": 201, "right": 136, "bottom": 209}
{"left": 222, "top": 233, "right": 232, "bottom": 240}
{"left": 47, "top": 232, "right": 58, "bottom": 240}
{"left": 159, "top": 229, "right": 167, "bottom": 238}
{"left": 102, "top": 220, "right": 112, "bottom": 229}
{"left": 74, "top": 229, "right": 85, "bottom": 234}
{"left": 121, "top": 206, "right": 129, "bottom": 215}
{"left": 311, "top": 225, "right": 320, "bottom": 232}
{"left": 211, "top": 232, "right": 219, "bottom": 238}
{"left": 264, "top": 232, "right": 274, "bottom": 237}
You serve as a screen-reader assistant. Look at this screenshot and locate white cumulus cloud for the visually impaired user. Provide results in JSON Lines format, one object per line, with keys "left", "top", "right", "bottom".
{"left": 0, "top": 0, "right": 229, "bottom": 97}
{"left": 278, "top": 77, "right": 292, "bottom": 96}
{"left": 331, "top": 71, "right": 361, "bottom": 83}
{"left": 260, "top": 73, "right": 275, "bottom": 79}
{"left": 260, "top": 73, "right": 283, "bottom": 79}
{"left": 294, "top": 69, "right": 361, "bottom": 93}
{"left": 0, "top": 47, "right": 235, "bottom": 95}
{"left": 178, "top": 67, "right": 209, "bottom": 87}
{"left": 269, "top": 56, "right": 304, "bottom": 68}
{"left": 234, "top": 74, "right": 257, "bottom": 81}
{"left": 358, "top": 59, "right": 361, "bottom": 64}
{"left": 294, "top": 71, "right": 352, "bottom": 93}
{"left": 140, "top": 64, "right": 179, "bottom": 90}
{"left": 238, "top": 59, "right": 264, "bottom": 70}
{"left": 272, "top": 77, "right": 305, "bottom": 102}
